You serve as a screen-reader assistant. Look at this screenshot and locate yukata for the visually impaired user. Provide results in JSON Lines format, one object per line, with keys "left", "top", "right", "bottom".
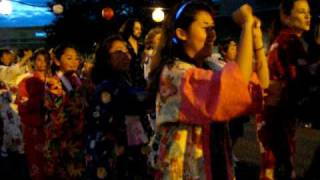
{"left": 44, "top": 72, "right": 87, "bottom": 179}
{"left": 85, "top": 74, "right": 151, "bottom": 179}
{"left": 155, "top": 59, "right": 259, "bottom": 180}
{"left": 16, "top": 72, "right": 46, "bottom": 180}
{"left": 0, "top": 64, "right": 28, "bottom": 157}
{"left": 0, "top": 81, "right": 24, "bottom": 157}
{"left": 257, "top": 29, "right": 309, "bottom": 180}
{"left": 204, "top": 57, "right": 255, "bottom": 180}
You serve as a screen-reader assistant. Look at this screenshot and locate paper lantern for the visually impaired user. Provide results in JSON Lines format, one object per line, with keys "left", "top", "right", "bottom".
{"left": 102, "top": 7, "right": 114, "bottom": 20}
{"left": 53, "top": 4, "right": 63, "bottom": 14}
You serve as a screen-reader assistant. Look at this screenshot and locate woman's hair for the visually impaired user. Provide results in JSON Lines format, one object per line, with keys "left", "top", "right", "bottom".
{"left": 270, "top": 0, "right": 306, "bottom": 43}
{"left": 280, "top": 0, "right": 301, "bottom": 17}
{"left": 54, "top": 43, "right": 78, "bottom": 61}
{"left": 148, "top": 0, "right": 214, "bottom": 105}
{"left": 50, "top": 43, "right": 78, "bottom": 73}
{"left": 119, "top": 18, "right": 142, "bottom": 40}
{"left": 31, "top": 48, "right": 50, "bottom": 68}
{"left": 144, "top": 27, "right": 162, "bottom": 50}
{"left": 0, "top": 49, "right": 12, "bottom": 66}
{"left": 91, "top": 34, "right": 126, "bottom": 84}
{"left": 218, "top": 37, "right": 236, "bottom": 55}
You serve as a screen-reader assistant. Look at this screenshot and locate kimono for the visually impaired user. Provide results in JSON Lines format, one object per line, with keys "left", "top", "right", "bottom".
{"left": 44, "top": 72, "right": 87, "bottom": 179}
{"left": 0, "top": 81, "right": 24, "bottom": 156}
{"left": 85, "top": 73, "right": 151, "bottom": 179}
{"left": 204, "top": 56, "right": 253, "bottom": 180}
{"left": 155, "top": 59, "right": 258, "bottom": 180}
{"left": 0, "top": 64, "right": 28, "bottom": 157}
{"left": 16, "top": 72, "right": 46, "bottom": 180}
{"left": 257, "top": 29, "right": 309, "bottom": 180}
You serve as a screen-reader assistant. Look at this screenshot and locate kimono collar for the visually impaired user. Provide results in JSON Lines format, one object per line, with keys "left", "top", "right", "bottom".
{"left": 174, "top": 51, "right": 197, "bottom": 67}
{"left": 278, "top": 28, "right": 300, "bottom": 39}
{"left": 56, "top": 71, "right": 82, "bottom": 92}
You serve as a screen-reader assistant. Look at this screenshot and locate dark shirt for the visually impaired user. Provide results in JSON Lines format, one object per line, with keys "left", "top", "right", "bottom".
{"left": 127, "top": 41, "right": 146, "bottom": 88}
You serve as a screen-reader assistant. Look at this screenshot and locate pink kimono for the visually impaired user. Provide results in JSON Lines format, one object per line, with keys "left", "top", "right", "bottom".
{"left": 155, "top": 60, "right": 259, "bottom": 180}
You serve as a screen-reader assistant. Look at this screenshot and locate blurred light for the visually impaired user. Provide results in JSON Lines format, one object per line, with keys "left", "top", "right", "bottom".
{"left": 0, "top": 0, "right": 13, "bottom": 15}
{"left": 102, "top": 7, "right": 114, "bottom": 20}
{"left": 152, "top": 8, "right": 164, "bottom": 23}
{"left": 35, "top": 31, "right": 47, "bottom": 38}
{"left": 53, "top": 4, "right": 63, "bottom": 14}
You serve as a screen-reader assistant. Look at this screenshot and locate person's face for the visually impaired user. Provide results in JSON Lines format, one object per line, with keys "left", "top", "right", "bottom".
{"left": 182, "top": 11, "right": 215, "bottom": 59}
{"left": 57, "top": 48, "right": 80, "bottom": 73}
{"left": 34, "top": 54, "right": 48, "bottom": 72}
{"left": 132, "top": 21, "right": 142, "bottom": 39}
{"left": 287, "top": 0, "right": 311, "bottom": 32}
{"left": 224, "top": 41, "right": 237, "bottom": 62}
{"left": 109, "top": 40, "right": 131, "bottom": 72}
{"left": 146, "top": 33, "right": 161, "bottom": 56}
{"left": 0, "top": 52, "right": 14, "bottom": 66}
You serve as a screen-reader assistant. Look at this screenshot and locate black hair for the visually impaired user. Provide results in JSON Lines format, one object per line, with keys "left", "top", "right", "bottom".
{"left": 148, "top": 0, "right": 214, "bottom": 106}
{"left": 31, "top": 48, "right": 50, "bottom": 68}
{"left": 17, "top": 48, "right": 32, "bottom": 58}
{"left": 0, "top": 49, "right": 13, "bottom": 66}
{"left": 270, "top": 0, "right": 308, "bottom": 43}
{"left": 119, "top": 18, "right": 142, "bottom": 40}
{"left": 54, "top": 43, "right": 78, "bottom": 61}
{"left": 91, "top": 34, "right": 126, "bottom": 84}
{"left": 218, "top": 37, "right": 237, "bottom": 55}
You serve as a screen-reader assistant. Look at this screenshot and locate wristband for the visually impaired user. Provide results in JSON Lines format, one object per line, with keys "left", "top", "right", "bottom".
{"left": 254, "top": 46, "right": 264, "bottom": 51}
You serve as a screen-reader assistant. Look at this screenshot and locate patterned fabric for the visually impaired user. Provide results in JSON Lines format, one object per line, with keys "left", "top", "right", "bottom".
{"left": 266, "top": 28, "right": 309, "bottom": 109}
{"left": 155, "top": 60, "right": 256, "bottom": 179}
{"left": 0, "top": 80, "right": 24, "bottom": 156}
{"left": 86, "top": 76, "right": 151, "bottom": 179}
{"left": 16, "top": 72, "right": 46, "bottom": 180}
{"left": 0, "top": 64, "right": 28, "bottom": 89}
{"left": 44, "top": 73, "right": 87, "bottom": 179}
{"left": 258, "top": 29, "right": 308, "bottom": 180}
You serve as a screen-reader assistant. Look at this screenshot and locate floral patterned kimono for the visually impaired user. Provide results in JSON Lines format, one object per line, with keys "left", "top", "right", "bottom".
{"left": 44, "top": 72, "right": 87, "bottom": 179}
{"left": 155, "top": 59, "right": 258, "bottom": 180}
{"left": 86, "top": 73, "right": 151, "bottom": 179}
{"left": 16, "top": 72, "right": 47, "bottom": 180}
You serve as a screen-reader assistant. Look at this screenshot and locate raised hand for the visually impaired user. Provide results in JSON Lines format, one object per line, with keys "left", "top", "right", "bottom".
{"left": 232, "top": 4, "right": 254, "bottom": 28}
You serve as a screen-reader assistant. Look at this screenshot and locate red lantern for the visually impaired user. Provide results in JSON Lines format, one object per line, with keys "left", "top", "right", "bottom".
{"left": 102, "top": 7, "right": 114, "bottom": 20}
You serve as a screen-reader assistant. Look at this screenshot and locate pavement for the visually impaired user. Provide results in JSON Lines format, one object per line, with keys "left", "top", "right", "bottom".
{"left": 234, "top": 120, "right": 320, "bottom": 180}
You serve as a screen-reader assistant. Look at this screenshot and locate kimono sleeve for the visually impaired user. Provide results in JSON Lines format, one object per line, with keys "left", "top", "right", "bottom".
{"left": 279, "top": 36, "right": 306, "bottom": 80}
{"left": 17, "top": 77, "right": 45, "bottom": 126}
{"left": 179, "top": 62, "right": 252, "bottom": 123}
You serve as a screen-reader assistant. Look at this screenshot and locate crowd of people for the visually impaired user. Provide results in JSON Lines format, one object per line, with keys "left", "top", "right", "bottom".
{"left": 0, "top": 0, "right": 319, "bottom": 180}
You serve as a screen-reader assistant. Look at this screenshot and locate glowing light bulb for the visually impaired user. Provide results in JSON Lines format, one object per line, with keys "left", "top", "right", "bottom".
{"left": 152, "top": 8, "right": 164, "bottom": 23}
{"left": 0, "top": 0, "right": 13, "bottom": 15}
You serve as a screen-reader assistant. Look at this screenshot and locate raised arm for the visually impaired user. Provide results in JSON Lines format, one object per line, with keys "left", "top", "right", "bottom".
{"left": 253, "top": 18, "right": 270, "bottom": 89}
{"left": 18, "top": 49, "right": 32, "bottom": 67}
{"left": 232, "top": 4, "right": 254, "bottom": 84}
